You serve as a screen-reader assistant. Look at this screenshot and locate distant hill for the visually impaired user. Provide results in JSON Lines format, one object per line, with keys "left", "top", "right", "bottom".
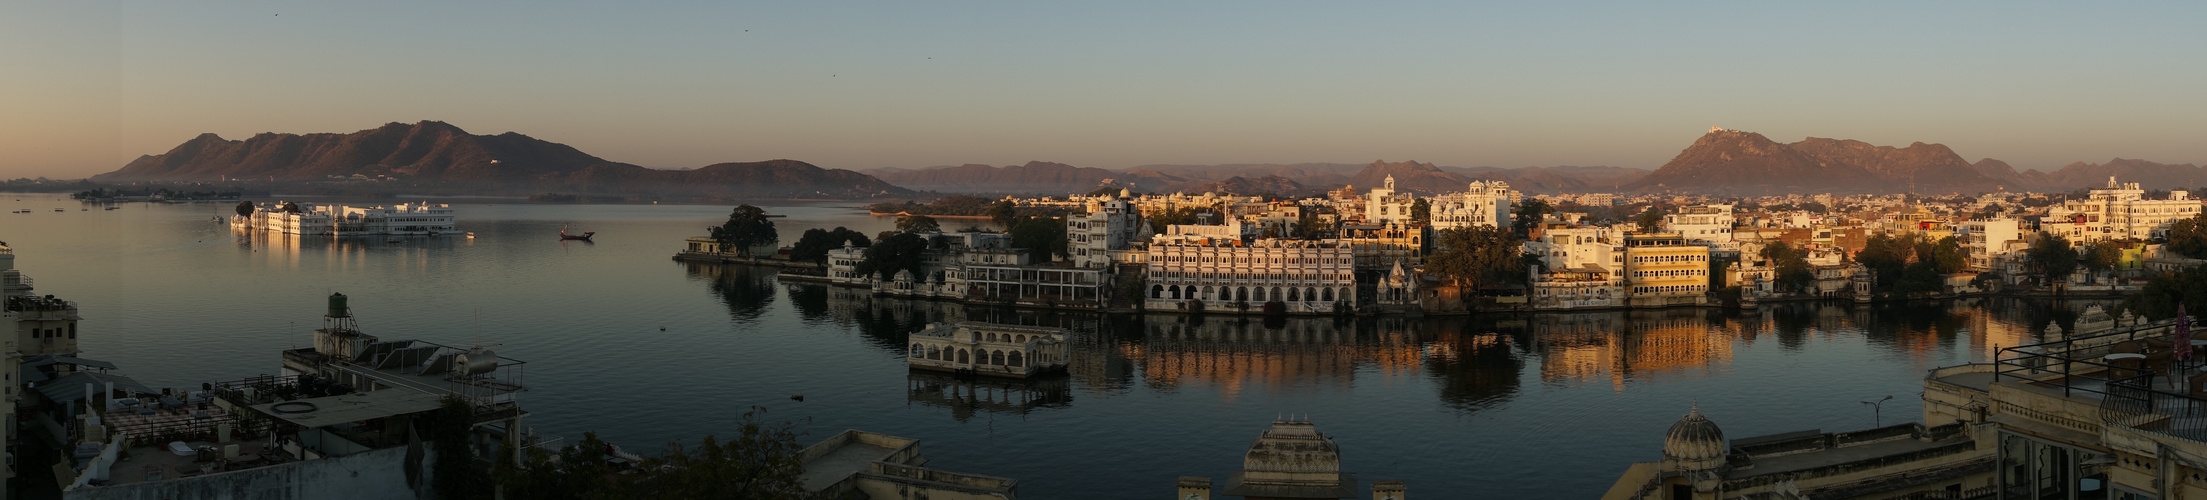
{"left": 97, "top": 121, "right": 910, "bottom": 199}
{"left": 1625, "top": 128, "right": 2004, "bottom": 195}
{"left": 2036, "top": 158, "right": 2207, "bottom": 191}
{"left": 1183, "top": 175, "right": 1312, "bottom": 197}
{"left": 870, "top": 161, "right": 1191, "bottom": 195}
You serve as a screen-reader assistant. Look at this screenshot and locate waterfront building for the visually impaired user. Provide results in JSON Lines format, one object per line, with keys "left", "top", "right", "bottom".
{"left": 798, "top": 430, "right": 1020, "bottom": 498}
{"left": 1340, "top": 222, "right": 1425, "bottom": 272}
{"left": 1175, "top": 418, "right": 1405, "bottom": 500}
{"left": 1, "top": 243, "right": 81, "bottom": 499}
{"left": 1608, "top": 313, "right": 2207, "bottom": 499}
{"left": 233, "top": 201, "right": 458, "bottom": 236}
{"left": 1429, "top": 180, "right": 1515, "bottom": 231}
{"left": 1623, "top": 233, "right": 1710, "bottom": 307}
{"left": 1066, "top": 195, "right": 1150, "bottom": 269}
{"left": 1527, "top": 225, "right": 1627, "bottom": 310}
{"left": 1663, "top": 204, "right": 1736, "bottom": 252}
{"left": 2046, "top": 176, "right": 2202, "bottom": 243}
{"left": 827, "top": 233, "right": 1111, "bottom": 307}
{"left": 905, "top": 322, "right": 1071, "bottom": 378}
{"left": 1957, "top": 219, "right": 2022, "bottom": 272}
{"left": 1143, "top": 232, "right": 1356, "bottom": 314}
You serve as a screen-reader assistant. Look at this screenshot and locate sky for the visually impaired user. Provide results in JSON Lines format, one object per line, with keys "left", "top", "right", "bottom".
{"left": 3, "top": 1, "right": 2205, "bottom": 179}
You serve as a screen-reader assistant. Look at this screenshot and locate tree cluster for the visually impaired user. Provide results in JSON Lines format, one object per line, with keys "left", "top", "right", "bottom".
{"left": 1758, "top": 242, "right": 1816, "bottom": 292}
{"left": 2167, "top": 213, "right": 2207, "bottom": 258}
{"left": 1512, "top": 199, "right": 1552, "bottom": 239}
{"left": 1855, "top": 233, "right": 1968, "bottom": 293}
{"left": 709, "top": 205, "right": 779, "bottom": 257}
{"left": 856, "top": 232, "right": 929, "bottom": 281}
{"left": 2024, "top": 233, "right": 2079, "bottom": 284}
{"left": 1426, "top": 225, "right": 1531, "bottom": 290}
{"left": 788, "top": 227, "right": 871, "bottom": 264}
{"left": 1008, "top": 217, "right": 1068, "bottom": 262}
{"left": 485, "top": 407, "right": 816, "bottom": 500}
{"left": 1145, "top": 205, "right": 1218, "bottom": 234}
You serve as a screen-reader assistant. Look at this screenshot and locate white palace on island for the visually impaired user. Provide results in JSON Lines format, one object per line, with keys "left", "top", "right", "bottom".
{"left": 232, "top": 201, "right": 458, "bottom": 236}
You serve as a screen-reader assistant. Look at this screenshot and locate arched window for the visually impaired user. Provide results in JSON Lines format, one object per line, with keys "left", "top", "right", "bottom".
{"left": 928, "top": 346, "right": 941, "bottom": 360}
{"left": 1322, "top": 288, "right": 1334, "bottom": 302}
{"left": 987, "top": 332, "right": 997, "bottom": 342}
{"left": 1016, "top": 335, "right": 1026, "bottom": 343}
{"left": 1008, "top": 351, "right": 1024, "bottom": 367}
{"left": 1339, "top": 287, "right": 1352, "bottom": 303}
{"left": 1169, "top": 285, "right": 1182, "bottom": 299}
{"left": 1237, "top": 287, "right": 1249, "bottom": 301}
{"left": 991, "top": 350, "right": 1006, "bottom": 365}
{"left": 1289, "top": 288, "right": 1301, "bottom": 301}
{"left": 1152, "top": 284, "right": 1164, "bottom": 299}
{"left": 1306, "top": 288, "right": 1317, "bottom": 302}
{"left": 910, "top": 344, "right": 923, "bottom": 357}
{"left": 1255, "top": 287, "right": 1267, "bottom": 301}
{"left": 1272, "top": 287, "right": 1283, "bottom": 302}
{"left": 957, "top": 349, "right": 970, "bottom": 364}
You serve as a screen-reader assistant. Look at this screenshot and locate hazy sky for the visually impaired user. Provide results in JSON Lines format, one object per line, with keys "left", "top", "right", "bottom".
{"left": 4, "top": 1, "right": 2204, "bottom": 179}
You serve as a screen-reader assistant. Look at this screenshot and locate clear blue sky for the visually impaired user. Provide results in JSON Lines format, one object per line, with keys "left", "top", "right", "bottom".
{"left": 4, "top": 1, "right": 2203, "bottom": 178}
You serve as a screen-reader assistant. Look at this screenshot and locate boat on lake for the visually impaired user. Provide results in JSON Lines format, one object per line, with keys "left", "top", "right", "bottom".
{"left": 559, "top": 225, "right": 594, "bottom": 241}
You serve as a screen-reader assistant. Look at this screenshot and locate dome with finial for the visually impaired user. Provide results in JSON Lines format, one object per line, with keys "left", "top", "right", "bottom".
{"left": 1663, "top": 403, "right": 1728, "bottom": 471}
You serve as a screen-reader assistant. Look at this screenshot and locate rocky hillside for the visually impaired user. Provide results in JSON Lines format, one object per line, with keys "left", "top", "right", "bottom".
{"left": 2036, "top": 158, "right": 2207, "bottom": 191}
{"left": 1625, "top": 128, "right": 2004, "bottom": 195}
{"left": 871, "top": 161, "right": 1192, "bottom": 195}
{"left": 97, "top": 121, "right": 909, "bottom": 199}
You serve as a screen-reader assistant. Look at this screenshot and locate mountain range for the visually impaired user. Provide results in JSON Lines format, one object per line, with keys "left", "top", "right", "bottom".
{"left": 1625, "top": 127, "right": 2206, "bottom": 195}
{"left": 94, "top": 121, "right": 2203, "bottom": 200}
{"left": 99, "top": 121, "right": 911, "bottom": 199}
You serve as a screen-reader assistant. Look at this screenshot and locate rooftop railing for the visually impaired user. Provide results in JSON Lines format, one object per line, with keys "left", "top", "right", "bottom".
{"left": 1994, "top": 317, "right": 2207, "bottom": 440}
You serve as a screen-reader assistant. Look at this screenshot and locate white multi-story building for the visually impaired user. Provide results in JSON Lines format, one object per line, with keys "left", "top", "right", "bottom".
{"left": 233, "top": 201, "right": 458, "bottom": 235}
{"left": 1525, "top": 226, "right": 1626, "bottom": 273}
{"left": 1066, "top": 196, "right": 1149, "bottom": 269}
{"left": 1664, "top": 204, "right": 1736, "bottom": 252}
{"left": 1959, "top": 219, "right": 2022, "bottom": 272}
{"left": 1144, "top": 231, "right": 1357, "bottom": 314}
{"left": 825, "top": 232, "right": 1110, "bottom": 306}
{"left": 1364, "top": 175, "right": 1419, "bottom": 225}
{"left": 2045, "top": 177, "right": 2202, "bottom": 244}
{"left": 1429, "top": 180, "right": 1515, "bottom": 231}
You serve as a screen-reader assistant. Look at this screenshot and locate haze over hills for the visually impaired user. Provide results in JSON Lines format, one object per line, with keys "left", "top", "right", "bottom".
{"left": 98, "top": 121, "right": 912, "bottom": 199}
{"left": 863, "top": 160, "right": 1653, "bottom": 196}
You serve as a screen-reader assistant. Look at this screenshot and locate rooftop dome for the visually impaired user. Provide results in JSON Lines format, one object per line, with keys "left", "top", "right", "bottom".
{"left": 1663, "top": 404, "right": 1728, "bottom": 471}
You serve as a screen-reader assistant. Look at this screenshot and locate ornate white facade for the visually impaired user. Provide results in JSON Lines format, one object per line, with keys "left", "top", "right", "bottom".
{"left": 1144, "top": 234, "right": 1356, "bottom": 314}
{"left": 2045, "top": 177, "right": 2201, "bottom": 244}
{"left": 1430, "top": 180, "right": 1515, "bottom": 230}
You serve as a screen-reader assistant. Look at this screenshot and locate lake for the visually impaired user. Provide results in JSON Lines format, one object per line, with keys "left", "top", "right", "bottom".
{"left": 0, "top": 195, "right": 2108, "bottom": 498}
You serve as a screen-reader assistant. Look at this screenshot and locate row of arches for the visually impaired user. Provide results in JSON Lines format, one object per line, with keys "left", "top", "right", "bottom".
{"left": 985, "top": 332, "right": 1037, "bottom": 344}
{"left": 1151, "top": 284, "right": 1349, "bottom": 303}
{"left": 911, "top": 344, "right": 1026, "bottom": 367}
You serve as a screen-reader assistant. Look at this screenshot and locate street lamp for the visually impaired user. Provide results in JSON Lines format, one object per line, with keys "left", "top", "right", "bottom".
{"left": 1861, "top": 395, "right": 1894, "bottom": 427}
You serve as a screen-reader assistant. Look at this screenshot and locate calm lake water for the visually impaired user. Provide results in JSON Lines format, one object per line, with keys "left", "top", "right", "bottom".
{"left": 0, "top": 195, "right": 2113, "bottom": 498}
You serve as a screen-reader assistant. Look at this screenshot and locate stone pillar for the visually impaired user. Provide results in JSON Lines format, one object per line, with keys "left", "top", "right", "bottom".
{"left": 1176, "top": 476, "right": 1211, "bottom": 500}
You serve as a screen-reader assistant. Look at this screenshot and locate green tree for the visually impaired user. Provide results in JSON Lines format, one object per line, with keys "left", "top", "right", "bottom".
{"left": 1931, "top": 236, "right": 1968, "bottom": 274}
{"left": 1635, "top": 207, "right": 1665, "bottom": 233}
{"left": 787, "top": 227, "right": 871, "bottom": 264}
{"left": 1146, "top": 205, "right": 1216, "bottom": 234}
{"left": 1855, "top": 233, "right": 1919, "bottom": 292}
{"left": 1409, "top": 198, "right": 1432, "bottom": 225}
{"left": 2127, "top": 266, "right": 2207, "bottom": 320}
{"left": 856, "top": 232, "right": 929, "bottom": 280}
{"left": 234, "top": 201, "right": 255, "bottom": 217}
{"left": 1759, "top": 242, "right": 1815, "bottom": 292}
{"left": 709, "top": 205, "right": 779, "bottom": 257}
{"left": 1293, "top": 206, "right": 1334, "bottom": 240}
{"left": 2082, "top": 241, "right": 2124, "bottom": 284}
{"left": 2027, "top": 233, "right": 2079, "bottom": 284}
{"left": 1513, "top": 199, "right": 1553, "bottom": 238}
{"left": 433, "top": 397, "right": 493, "bottom": 500}
{"left": 1426, "top": 226, "right": 1529, "bottom": 289}
{"left": 630, "top": 407, "right": 815, "bottom": 499}
{"left": 1009, "top": 217, "right": 1069, "bottom": 262}
{"left": 895, "top": 215, "right": 941, "bottom": 234}
{"left": 2167, "top": 213, "right": 2207, "bottom": 258}
{"left": 986, "top": 200, "right": 1018, "bottom": 228}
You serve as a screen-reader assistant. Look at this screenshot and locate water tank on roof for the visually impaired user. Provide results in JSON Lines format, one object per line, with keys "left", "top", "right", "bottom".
{"left": 328, "top": 293, "right": 349, "bottom": 318}
{"left": 454, "top": 350, "right": 498, "bottom": 376}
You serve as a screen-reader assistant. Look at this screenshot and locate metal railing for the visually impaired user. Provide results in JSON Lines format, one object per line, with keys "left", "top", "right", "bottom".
{"left": 1994, "top": 316, "right": 2207, "bottom": 440}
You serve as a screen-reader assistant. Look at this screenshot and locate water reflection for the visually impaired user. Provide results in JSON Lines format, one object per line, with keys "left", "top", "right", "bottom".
{"left": 905, "top": 371, "right": 1074, "bottom": 422}
{"left": 684, "top": 262, "right": 777, "bottom": 322}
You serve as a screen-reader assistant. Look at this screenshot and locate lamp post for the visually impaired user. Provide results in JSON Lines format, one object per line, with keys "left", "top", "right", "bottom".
{"left": 1861, "top": 395, "right": 1893, "bottom": 427}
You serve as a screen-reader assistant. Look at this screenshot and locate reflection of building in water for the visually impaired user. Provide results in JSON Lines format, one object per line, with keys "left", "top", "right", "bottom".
{"left": 1132, "top": 317, "right": 1423, "bottom": 400}
{"left": 240, "top": 229, "right": 462, "bottom": 271}
{"left": 1533, "top": 310, "right": 1733, "bottom": 390}
{"left": 905, "top": 371, "right": 1071, "bottom": 422}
